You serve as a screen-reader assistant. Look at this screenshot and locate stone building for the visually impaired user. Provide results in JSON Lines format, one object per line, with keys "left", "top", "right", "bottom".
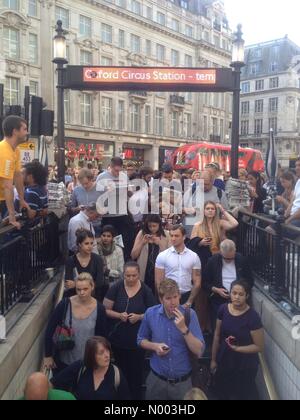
{"left": 0, "top": 0, "right": 233, "bottom": 169}
{"left": 240, "top": 36, "right": 300, "bottom": 168}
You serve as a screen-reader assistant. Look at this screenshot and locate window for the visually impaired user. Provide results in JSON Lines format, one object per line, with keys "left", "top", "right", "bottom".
{"left": 203, "top": 116, "right": 208, "bottom": 139}
{"left": 4, "top": 77, "right": 19, "bottom": 105}
{"left": 212, "top": 117, "right": 218, "bottom": 136}
{"left": 269, "top": 117, "right": 278, "bottom": 133}
{"left": 255, "top": 100, "right": 264, "bottom": 113}
{"left": 131, "top": 34, "right": 141, "bottom": 53}
{"left": 64, "top": 90, "right": 70, "bottom": 123}
{"left": 241, "top": 120, "right": 249, "bottom": 136}
{"left": 4, "top": 0, "right": 18, "bottom": 10}
{"left": 131, "top": 0, "right": 141, "bottom": 15}
{"left": 145, "top": 40, "right": 151, "bottom": 57}
{"left": 28, "top": 0, "right": 37, "bottom": 17}
{"left": 171, "top": 19, "right": 179, "bottom": 32}
{"left": 185, "top": 25, "right": 193, "bottom": 38}
{"left": 241, "top": 101, "right": 250, "bottom": 115}
{"left": 101, "top": 24, "right": 113, "bottom": 44}
{"left": 116, "top": 0, "right": 126, "bottom": 7}
{"left": 255, "top": 80, "right": 264, "bottom": 91}
{"left": 156, "top": 44, "right": 165, "bottom": 62}
{"left": 157, "top": 12, "right": 166, "bottom": 26}
{"left": 270, "top": 77, "right": 279, "bottom": 89}
{"left": 171, "top": 50, "right": 179, "bottom": 66}
{"left": 214, "top": 36, "right": 220, "bottom": 48}
{"left": 81, "top": 93, "right": 93, "bottom": 126}
{"left": 156, "top": 108, "right": 164, "bottom": 136}
{"left": 145, "top": 105, "right": 151, "bottom": 134}
{"left": 55, "top": 7, "right": 69, "bottom": 29}
{"left": 241, "top": 82, "right": 250, "bottom": 93}
{"left": 102, "top": 97, "right": 113, "bottom": 129}
{"left": 79, "top": 15, "right": 92, "bottom": 37}
{"left": 29, "top": 81, "right": 38, "bottom": 96}
{"left": 171, "top": 111, "right": 179, "bottom": 137}
{"left": 250, "top": 63, "right": 260, "bottom": 75}
{"left": 118, "top": 100, "right": 125, "bottom": 130}
{"left": 270, "top": 62, "right": 278, "bottom": 72}
{"left": 220, "top": 119, "right": 224, "bottom": 141}
{"left": 184, "top": 54, "right": 193, "bottom": 67}
{"left": 101, "top": 56, "right": 113, "bottom": 66}
{"left": 181, "top": 0, "right": 188, "bottom": 9}
{"left": 80, "top": 50, "right": 93, "bottom": 65}
{"left": 28, "top": 33, "right": 38, "bottom": 64}
{"left": 130, "top": 103, "right": 141, "bottom": 132}
{"left": 185, "top": 92, "right": 192, "bottom": 102}
{"left": 254, "top": 119, "right": 263, "bottom": 135}
{"left": 3, "top": 27, "right": 20, "bottom": 59}
{"left": 269, "top": 97, "right": 278, "bottom": 112}
{"left": 119, "top": 30, "right": 125, "bottom": 48}
{"left": 183, "top": 113, "right": 192, "bottom": 138}
{"left": 146, "top": 6, "right": 153, "bottom": 20}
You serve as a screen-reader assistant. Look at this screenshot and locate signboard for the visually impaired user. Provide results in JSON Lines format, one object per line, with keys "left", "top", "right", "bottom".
{"left": 19, "top": 142, "right": 35, "bottom": 165}
{"left": 65, "top": 66, "right": 234, "bottom": 92}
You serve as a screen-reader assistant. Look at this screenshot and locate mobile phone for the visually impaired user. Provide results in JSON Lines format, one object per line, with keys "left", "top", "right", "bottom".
{"left": 227, "top": 336, "right": 238, "bottom": 346}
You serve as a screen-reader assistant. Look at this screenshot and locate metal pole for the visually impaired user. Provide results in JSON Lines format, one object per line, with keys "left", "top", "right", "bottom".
{"left": 56, "top": 63, "right": 65, "bottom": 183}
{"left": 24, "top": 86, "right": 30, "bottom": 125}
{"left": 230, "top": 65, "right": 242, "bottom": 179}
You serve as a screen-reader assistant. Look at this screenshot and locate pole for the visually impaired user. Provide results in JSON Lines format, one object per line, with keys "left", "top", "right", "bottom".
{"left": 0, "top": 84, "right": 4, "bottom": 118}
{"left": 24, "top": 86, "right": 30, "bottom": 125}
{"left": 230, "top": 65, "right": 242, "bottom": 179}
{"left": 56, "top": 62, "right": 65, "bottom": 183}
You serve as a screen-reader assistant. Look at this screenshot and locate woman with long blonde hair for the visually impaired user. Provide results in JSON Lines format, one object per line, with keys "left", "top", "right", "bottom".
{"left": 188, "top": 201, "right": 238, "bottom": 332}
{"left": 191, "top": 201, "right": 238, "bottom": 255}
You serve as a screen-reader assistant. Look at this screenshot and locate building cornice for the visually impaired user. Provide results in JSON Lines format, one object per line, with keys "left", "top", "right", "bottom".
{"left": 241, "top": 87, "right": 300, "bottom": 98}
{"left": 0, "top": 9, "right": 31, "bottom": 32}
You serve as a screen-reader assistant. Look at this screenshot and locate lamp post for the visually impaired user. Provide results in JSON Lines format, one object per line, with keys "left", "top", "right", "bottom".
{"left": 53, "top": 20, "right": 68, "bottom": 183}
{"left": 230, "top": 24, "right": 245, "bottom": 179}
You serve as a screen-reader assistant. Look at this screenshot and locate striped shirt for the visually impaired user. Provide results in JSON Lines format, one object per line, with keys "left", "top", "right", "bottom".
{"left": 25, "top": 185, "right": 48, "bottom": 212}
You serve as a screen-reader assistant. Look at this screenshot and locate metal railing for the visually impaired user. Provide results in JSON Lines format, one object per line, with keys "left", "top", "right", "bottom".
{"left": 0, "top": 214, "right": 61, "bottom": 316}
{"left": 237, "top": 209, "right": 300, "bottom": 315}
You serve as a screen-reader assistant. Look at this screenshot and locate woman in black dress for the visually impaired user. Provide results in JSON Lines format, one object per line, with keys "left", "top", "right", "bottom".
{"left": 65, "top": 229, "right": 105, "bottom": 301}
{"left": 103, "top": 262, "right": 156, "bottom": 400}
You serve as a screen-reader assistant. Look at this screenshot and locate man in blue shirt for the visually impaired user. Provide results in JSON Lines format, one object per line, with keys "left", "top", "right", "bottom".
{"left": 137, "top": 279, "right": 205, "bottom": 400}
{"left": 15, "top": 161, "right": 48, "bottom": 220}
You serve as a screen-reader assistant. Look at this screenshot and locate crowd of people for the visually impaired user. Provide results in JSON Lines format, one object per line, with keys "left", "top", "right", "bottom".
{"left": 2, "top": 115, "right": 300, "bottom": 401}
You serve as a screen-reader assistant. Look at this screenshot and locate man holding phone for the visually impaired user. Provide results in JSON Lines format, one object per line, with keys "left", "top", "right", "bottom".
{"left": 138, "top": 279, "right": 205, "bottom": 400}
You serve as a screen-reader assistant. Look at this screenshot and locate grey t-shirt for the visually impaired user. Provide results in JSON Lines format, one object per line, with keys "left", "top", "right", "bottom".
{"left": 60, "top": 306, "right": 97, "bottom": 366}
{"left": 71, "top": 185, "right": 101, "bottom": 209}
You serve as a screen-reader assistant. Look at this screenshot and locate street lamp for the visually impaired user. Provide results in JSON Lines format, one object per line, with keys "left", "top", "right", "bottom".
{"left": 53, "top": 20, "right": 68, "bottom": 183}
{"left": 230, "top": 24, "right": 245, "bottom": 179}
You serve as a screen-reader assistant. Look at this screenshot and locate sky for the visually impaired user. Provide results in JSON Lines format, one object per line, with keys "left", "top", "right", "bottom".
{"left": 224, "top": 0, "right": 300, "bottom": 47}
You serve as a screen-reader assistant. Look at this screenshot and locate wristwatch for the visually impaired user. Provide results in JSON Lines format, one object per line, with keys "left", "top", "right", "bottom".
{"left": 186, "top": 302, "right": 192, "bottom": 308}
{"left": 182, "top": 329, "right": 190, "bottom": 336}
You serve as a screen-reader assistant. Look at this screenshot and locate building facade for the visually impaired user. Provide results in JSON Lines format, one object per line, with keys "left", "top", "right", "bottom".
{"left": 0, "top": 0, "right": 233, "bottom": 170}
{"left": 240, "top": 36, "right": 300, "bottom": 168}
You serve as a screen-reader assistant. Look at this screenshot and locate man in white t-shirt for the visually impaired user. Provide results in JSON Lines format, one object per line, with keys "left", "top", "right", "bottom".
{"left": 155, "top": 225, "right": 201, "bottom": 307}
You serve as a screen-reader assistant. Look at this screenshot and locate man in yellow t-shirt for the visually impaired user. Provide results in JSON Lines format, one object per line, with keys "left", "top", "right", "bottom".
{"left": 0, "top": 115, "right": 29, "bottom": 229}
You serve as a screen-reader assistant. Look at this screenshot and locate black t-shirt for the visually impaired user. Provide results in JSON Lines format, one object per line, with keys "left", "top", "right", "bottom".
{"left": 51, "top": 361, "right": 130, "bottom": 401}
{"left": 105, "top": 281, "right": 156, "bottom": 350}
{"left": 65, "top": 253, "right": 104, "bottom": 288}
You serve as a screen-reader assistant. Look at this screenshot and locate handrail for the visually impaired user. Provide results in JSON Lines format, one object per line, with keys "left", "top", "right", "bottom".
{"left": 259, "top": 353, "right": 279, "bottom": 401}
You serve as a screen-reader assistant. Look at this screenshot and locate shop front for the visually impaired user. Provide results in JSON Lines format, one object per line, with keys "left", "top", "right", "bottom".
{"left": 159, "top": 146, "right": 178, "bottom": 169}
{"left": 122, "top": 144, "right": 152, "bottom": 169}
{"left": 65, "top": 138, "right": 114, "bottom": 170}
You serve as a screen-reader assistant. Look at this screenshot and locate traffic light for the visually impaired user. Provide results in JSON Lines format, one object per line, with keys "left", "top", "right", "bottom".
{"left": 30, "top": 96, "right": 43, "bottom": 137}
{"left": 40, "top": 110, "right": 54, "bottom": 136}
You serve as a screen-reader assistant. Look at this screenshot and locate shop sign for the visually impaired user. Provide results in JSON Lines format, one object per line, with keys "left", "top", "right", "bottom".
{"left": 66, "top": 141, "right": 104, "bottom": 160}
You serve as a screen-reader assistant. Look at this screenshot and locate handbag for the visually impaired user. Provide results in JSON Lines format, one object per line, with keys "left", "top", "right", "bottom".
{"left": 52, "top": 298, "right": 75, "bottom": 352}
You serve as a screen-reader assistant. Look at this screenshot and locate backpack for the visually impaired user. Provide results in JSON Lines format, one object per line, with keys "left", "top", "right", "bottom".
{"left": 76, "top": 364, "right": 121, "bottom": 392}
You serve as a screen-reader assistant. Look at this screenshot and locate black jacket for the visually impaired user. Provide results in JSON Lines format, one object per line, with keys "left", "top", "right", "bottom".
{"left": 203, "top": 253, "right": 254, "bottom": 296}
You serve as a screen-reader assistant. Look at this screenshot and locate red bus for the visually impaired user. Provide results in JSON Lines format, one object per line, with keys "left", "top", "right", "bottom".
{"left": 169, "top": 142, "right": 264, "bottom": 173}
